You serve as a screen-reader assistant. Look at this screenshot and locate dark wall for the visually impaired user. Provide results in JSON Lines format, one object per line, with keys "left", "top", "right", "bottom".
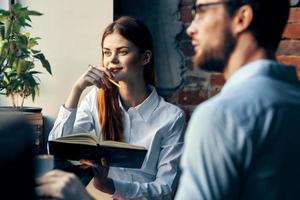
{"left": 114, "top": 0, "right": 185, "bottom": 97}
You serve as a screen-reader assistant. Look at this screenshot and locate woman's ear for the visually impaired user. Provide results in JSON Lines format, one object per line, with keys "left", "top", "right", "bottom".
{"left": 141, "top": 50, "right": 152, "bottom": 65}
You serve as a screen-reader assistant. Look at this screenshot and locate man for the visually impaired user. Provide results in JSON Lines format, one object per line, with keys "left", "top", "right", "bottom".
{"left": 175, "top": 0, "right": 300, "bottom": 199}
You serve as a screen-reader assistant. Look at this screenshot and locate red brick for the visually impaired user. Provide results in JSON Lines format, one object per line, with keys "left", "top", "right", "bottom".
{"left": 178, "top": 90, "right": 209, "bottom": 105}
{"left": 277, "top": 40, "right": 300, "bottom": 56}
{"left": 211, "top": 86, "right": 223, "bottom": 96}
{"left": 180, "top": 0, "right": 194, "bottom": 6}
{"left": 277, "top": 55, "right": 300, "bottom": 66}
{"left": 180, "top": 6, "right": 193, "bottom": 23}
{"left": 185, "top": 75, "right": 206, "bottom": 86}
{"left": 288, "top": 8, "right": 300, "bottom": 23}
{"left": 283, "top": 23, "right": 300, "bottom": 39}
{"left": 210, "top": 73, "right": 225, "bottom": 86}
{"left": 277, "top": 55, "right": 300, "bottom": 78}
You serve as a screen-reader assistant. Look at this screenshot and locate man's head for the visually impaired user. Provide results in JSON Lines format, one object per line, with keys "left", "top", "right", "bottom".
{"left": 187, "top": 0, "right": 290, "bottom": 72}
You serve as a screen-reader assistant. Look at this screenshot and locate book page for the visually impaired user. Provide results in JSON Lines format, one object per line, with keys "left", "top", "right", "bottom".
{"left": 100, "top": 140, "right": 145, "bottom": 150}
{"left": 53, "top": 133, "right": 146, "bottom": 150}
{"left": 54, "top": 133, "right": 99, "bottom": 146}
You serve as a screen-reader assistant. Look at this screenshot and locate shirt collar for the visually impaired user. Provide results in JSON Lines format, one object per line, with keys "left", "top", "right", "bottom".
{"left": 118, "top": 85, "right": 160, "bottom": 121}
{"left": 221, "top": 59, "right": 299, "bottom": 93}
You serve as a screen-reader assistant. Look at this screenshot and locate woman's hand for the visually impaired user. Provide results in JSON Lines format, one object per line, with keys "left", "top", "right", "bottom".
{"left": 35, "top": 169, "right": 94, "bottom": 200}
{"left": 74, "top": 64, "right": 114, "bottom": 92}
{"left": 80, "top": 158, "right": 115, "bottom": 194}
{"left": 64, "top": 65, "right": 114, "bottom": 109}
{"left": 80, "top": 158, "right": 109, "bottom": 181}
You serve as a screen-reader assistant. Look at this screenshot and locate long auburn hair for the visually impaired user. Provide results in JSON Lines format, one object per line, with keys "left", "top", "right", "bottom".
{"left": 98, "top": 16, "right": 155, "bottom": 141}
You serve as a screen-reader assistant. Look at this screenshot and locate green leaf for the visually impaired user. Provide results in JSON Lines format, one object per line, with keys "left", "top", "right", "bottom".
{"left": 31, "top": 88, "right": 35, "bottom": 101}
{"left": 28, "top": 38, "right": 39, "bottom": 48}
{"left": 0, "top": 10, "right": 10, "bottom": 17}
{"left": 11, "top": 3, "right": 22, "bottom": 10}
{"left": 29, "top": 71, "right": 41, "bottom": 75}
{"left": 31, "top": 49, "right": 40, "bottom": 54}
{"left": 27, "top": 74, "right": 37, "bottom": 87}
{"left": 23, "top": 61, "right": 34, "bottom": 71}
{"left": 17, "top": 34, "right": 28, "bottom": 46}
{"left": 24, "top": 23, "right": 31, "bottom": 27}
{"left": 24, "top": 15, "right": 31, "bottom": 22}
{"left": 28, "top": 10, "right": 43, "bottom": 16}
{"left": 16, "top": 59, "right": 24, "bottom": 74}
{"left": 12, "top": 23, "right": 21, "bottom": 33}
{"left": 34, "top": 53, "right": 52, "bottom": 75}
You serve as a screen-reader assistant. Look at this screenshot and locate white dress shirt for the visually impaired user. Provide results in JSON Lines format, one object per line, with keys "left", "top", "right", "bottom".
{"left": 49, "top": 86, "right": 186, "bottom": 200}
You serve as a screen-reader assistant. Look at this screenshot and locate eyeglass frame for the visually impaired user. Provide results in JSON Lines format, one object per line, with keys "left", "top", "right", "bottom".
{"left": 191, "top": 1, "right": 232, "bottom": 16}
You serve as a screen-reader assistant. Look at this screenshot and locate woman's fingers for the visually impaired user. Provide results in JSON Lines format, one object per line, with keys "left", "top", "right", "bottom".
{"left": 83, "top": 74, "right": 102, "bottom": 89}
{"left": 95, "top": 158, "right": 109, "bottom": 178}
{"left": 85, "top": 72, "right": 108, "bottom": 89}
{"left": 101, "top": 157, "right": 108, "bottom": 166}
{"left": 88, "top": 65, "right": 113, "bottom": 89}
{"left": 79, "top": 159, "right": 95, "bottom": 167}
{"left": 89, "top": 64, "right": 113, "bottom": 78}
{"left": 79, "top": 158, "right": 109, "bottom": 179}
{"left": 74, "top": 64, "right": 115, "bottom": 91}
{"left": 88, "top": 64, "right": 113, "bottom": 78}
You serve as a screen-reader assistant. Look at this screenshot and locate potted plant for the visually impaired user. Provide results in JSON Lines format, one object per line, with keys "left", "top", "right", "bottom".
{"left": 0, "top": 2, "right": 51, "bottom": 110}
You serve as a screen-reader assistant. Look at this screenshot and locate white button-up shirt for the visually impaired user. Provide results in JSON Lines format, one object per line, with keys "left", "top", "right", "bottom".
{"left": 175, "top": 60, "right": 300, "bottom": 200}
{"left": 49, "top": 86, "right": 186, "bottom": 200}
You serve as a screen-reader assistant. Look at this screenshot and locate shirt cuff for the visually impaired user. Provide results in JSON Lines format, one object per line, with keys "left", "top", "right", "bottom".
{"left": 112, "top": 179, "right": 131, "bottom": 199}
{"left": 56, "top": 105, "right": 75, "bottom": 120}
{"left": 57, "top": 105, "right": 77, "bottom": 134}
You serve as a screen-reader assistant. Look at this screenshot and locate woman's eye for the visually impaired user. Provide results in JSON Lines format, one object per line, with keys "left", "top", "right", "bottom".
{"left": 103, "top": 51, "right": 111, "bottom": 56}
{"left": 118, "top": 50, "right": 128, "bottom": 56}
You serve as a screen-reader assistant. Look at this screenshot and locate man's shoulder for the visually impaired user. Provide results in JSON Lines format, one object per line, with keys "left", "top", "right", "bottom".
{"left": 191, "top": 95, "right": 226, "bottom": 123}
{"left": 194, "top": 73, "right": 300, "bottom": 126}
{"left": 192, "top": 88, "right": 260, "bottom": 126}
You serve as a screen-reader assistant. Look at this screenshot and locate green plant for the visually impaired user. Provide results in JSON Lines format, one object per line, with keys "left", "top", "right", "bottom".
{"left": 0, "top": 3, "right": 51, "bottom": 108}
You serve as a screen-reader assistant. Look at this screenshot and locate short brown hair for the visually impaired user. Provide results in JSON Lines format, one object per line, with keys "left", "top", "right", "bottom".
{"left": 226, "top": 0, "right": 290, "bottom": 51}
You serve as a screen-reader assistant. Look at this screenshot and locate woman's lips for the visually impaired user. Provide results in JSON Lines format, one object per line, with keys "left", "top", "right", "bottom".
{"left": 109, "top": 67, "right": 122, "bottom": 73}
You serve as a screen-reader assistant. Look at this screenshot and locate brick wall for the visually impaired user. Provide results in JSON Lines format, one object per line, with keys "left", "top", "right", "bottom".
{"left": 278, "top": 7, "right": 300, "bottom": 76}
{"left": 167, "top": 1, "right": 300, "bottom": 120}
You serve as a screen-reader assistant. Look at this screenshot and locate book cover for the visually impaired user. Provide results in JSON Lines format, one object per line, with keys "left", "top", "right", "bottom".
{"left": 48, "top": 133, "right": 147, "bottom": 168}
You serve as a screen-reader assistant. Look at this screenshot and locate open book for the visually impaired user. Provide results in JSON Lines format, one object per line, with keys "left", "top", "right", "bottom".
{"left": 48, "top": 133, "right": 147, "bottom": 168}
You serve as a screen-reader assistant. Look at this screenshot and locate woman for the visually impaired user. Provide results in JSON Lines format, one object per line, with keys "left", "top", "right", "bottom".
{"left": 48, "top": 16, "right": 186, "bottom": 200}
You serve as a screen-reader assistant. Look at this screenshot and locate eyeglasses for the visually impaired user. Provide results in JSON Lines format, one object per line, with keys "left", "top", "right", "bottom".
{"left": 191, "top": 1, "right": 231, "bottom": 16}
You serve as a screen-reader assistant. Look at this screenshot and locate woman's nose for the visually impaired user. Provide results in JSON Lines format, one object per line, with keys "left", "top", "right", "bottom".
{"left": 110, "top": 53, "right": 119, "bottom": 64}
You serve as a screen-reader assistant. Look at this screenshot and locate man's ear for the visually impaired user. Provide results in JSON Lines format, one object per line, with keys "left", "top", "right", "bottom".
{"left": 141, "top": 50, "right": 152, "bottom": 65}
{"left": 231, "top": 5, "right": 253, "bottom": 35}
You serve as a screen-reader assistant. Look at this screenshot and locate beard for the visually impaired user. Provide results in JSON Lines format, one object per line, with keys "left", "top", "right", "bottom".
{"left": 193, "top": 27, "right": 237, "bottom": 72}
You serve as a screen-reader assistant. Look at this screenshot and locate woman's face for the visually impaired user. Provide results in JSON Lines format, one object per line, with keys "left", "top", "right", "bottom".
{"left": 102, "top": 32, "right": 143, "bottom": 83}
